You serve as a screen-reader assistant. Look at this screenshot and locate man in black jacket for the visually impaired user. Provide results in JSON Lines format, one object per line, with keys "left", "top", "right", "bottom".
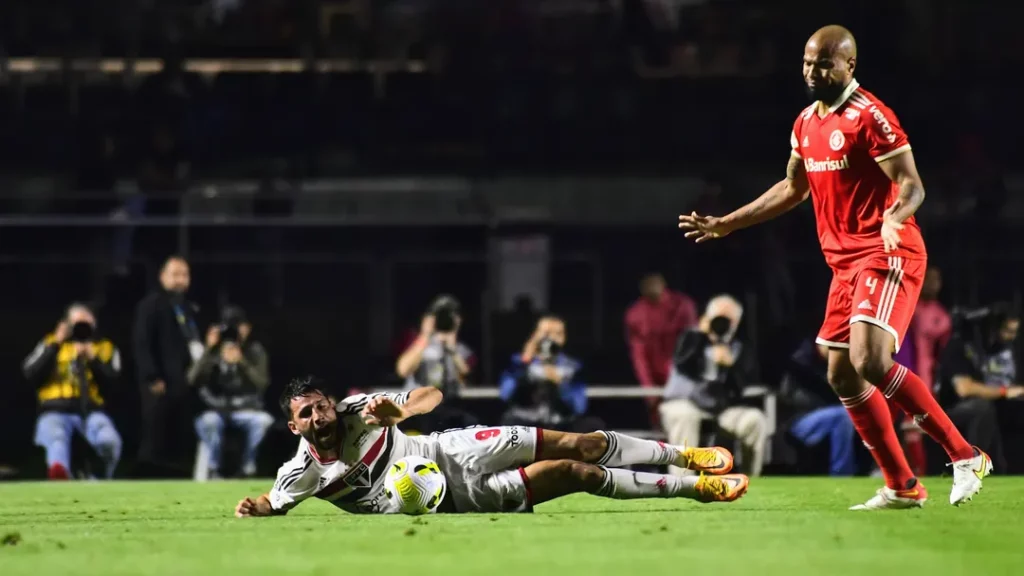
{"left": 659, "top": 294, "right": 767, "bottom": 476}
{"left": 133, "top": 255, "right": 203, "bottom": 477}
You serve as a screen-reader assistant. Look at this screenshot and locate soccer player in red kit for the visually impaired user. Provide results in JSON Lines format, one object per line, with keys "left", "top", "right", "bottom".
{"left": 678, "top": 25, "right": 992, "bottom": 510}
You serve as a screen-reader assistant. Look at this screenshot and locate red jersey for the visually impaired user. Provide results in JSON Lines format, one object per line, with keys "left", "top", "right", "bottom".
{"left": 790, "top": 79, "right": 926, "bottom": 269}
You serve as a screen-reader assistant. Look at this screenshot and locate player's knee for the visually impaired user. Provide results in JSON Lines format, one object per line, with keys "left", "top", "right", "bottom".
{"left": 195, "top": 412, "right": 224, "bottom": 435}
{"left": 572, "top": 432, "right": 608, "bottom": 463}
{"left": 740, "top": 412, "right": 767, "bottom": 445}
{"left": 849, "top": 345, "right": 888, "bottom": 384}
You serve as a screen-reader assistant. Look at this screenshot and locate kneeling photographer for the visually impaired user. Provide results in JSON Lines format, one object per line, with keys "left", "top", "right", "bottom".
{"left": 937, "top": 304, "right": 1023, "bottom": 472}
{"left": 396, "top": 295, "right": 477, "bottom": 433}
{"left": 499, "top": 315, "right": 603, "bottom": 432}
{"left": 189, "top": 306, "right": 272, "bottom": 478}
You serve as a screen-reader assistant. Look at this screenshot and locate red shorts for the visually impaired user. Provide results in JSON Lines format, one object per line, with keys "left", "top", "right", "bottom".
{"left": 816, "top": 255, "right": 925, "bottom": 353}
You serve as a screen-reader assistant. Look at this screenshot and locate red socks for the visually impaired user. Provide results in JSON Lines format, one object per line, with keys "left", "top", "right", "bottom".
{"left": 883, "top": 363, "right": 975, "bottom": 462}
{"left": 841, "top": 386, "right": 916, "bottom": 490}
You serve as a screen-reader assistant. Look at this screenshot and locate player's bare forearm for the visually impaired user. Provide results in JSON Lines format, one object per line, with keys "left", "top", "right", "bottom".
{"left": 888, "top": 178, "right": 925, "bottom": 223}
{"left": 720, "top": 156, "right": 809, "bottom": 231}
{"left": 878, "top": 150, "right": 925, "bottom": 223}
{"left": 719, "top": 155, "right": 808, "bottom": 231}
{"left": 405, "top": 386, "right": 443, "bottom": 416}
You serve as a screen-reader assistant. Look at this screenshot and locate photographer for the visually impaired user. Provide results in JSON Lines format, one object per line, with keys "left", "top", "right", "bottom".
{"left": 499, "top": 315, "right": 603, "bottom": 432}
{"left": 396, "top": 295, "right": 477, "bottom": 432}
{"left": 659, "top": 294, "right": 767, "bottom": 476}
{"left": 23, "top": 304, "right": 122, "bottom": 479}
{"left": 189, "top": 306, "right": 272, "bottom": 478}
{"left": 937, "top": 304, "right": 1022, "bottom": 472}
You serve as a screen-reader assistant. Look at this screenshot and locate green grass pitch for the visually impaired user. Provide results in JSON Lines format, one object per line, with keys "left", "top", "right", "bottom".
{"left": 2, "top": 477, "right": 1022, "bottom": 575}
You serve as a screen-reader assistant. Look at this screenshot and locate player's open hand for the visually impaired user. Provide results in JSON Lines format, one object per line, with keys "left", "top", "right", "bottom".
{"left": 235, "top": 497, "right": 257, "bottom": 518}
{"left": 678, "top": 211, "right": 731, "bottom": 243}
{"left": 361, "top": 397, "right": 408, "bottom": 427}
{"left": 881, "top": 202, "right": 904, "bottom": 253}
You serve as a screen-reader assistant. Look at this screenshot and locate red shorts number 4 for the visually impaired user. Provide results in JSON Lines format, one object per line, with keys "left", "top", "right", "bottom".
{"left": 816, "top": 256, "right": 925, "bottom": 352}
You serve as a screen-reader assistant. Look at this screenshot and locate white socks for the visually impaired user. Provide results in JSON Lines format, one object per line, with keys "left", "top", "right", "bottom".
{"left": 591, "top": 466, "right": 699, "bottom": 500}
{"left": 595, "top": 431, "right": 681, "bottom": 467}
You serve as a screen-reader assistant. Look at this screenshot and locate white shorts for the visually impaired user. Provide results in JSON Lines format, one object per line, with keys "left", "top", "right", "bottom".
{"left": 429, "top": 426, "right": 540, "bottom": 513}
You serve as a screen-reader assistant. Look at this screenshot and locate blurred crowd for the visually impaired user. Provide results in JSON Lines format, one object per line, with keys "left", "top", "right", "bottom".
{"left": 0, "top": 0, "right": 1017, "bottom": 182}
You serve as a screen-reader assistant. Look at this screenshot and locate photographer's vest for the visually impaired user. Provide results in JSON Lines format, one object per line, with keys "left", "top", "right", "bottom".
{"left": 404, "top": 337, "right": 471, "bottom": 397}
{"left": 30, "top": 335, "right": 117, "bottom": 412}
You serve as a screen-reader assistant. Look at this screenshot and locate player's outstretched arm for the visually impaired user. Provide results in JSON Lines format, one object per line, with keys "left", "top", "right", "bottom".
{"left": 361, "top": 386, "right": 443, "bottom": 426}
{"left": 235, "top": 494, "right": 284, "bottom": 518}
{"left": 877, "top": 150, "right": 925, "bottom": 253}
{"left": 678, "top": 154, "right": 809, "bottom": 242}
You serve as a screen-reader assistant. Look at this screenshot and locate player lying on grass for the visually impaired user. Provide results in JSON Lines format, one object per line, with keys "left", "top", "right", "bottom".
{"left": 235, "top": 376, "right": 748, "bottom": 516}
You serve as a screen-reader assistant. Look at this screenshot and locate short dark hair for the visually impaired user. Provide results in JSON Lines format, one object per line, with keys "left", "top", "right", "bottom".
{"left": 279, "top": 375, "right": 327, "bottom": 419}
{"left": 162, "top": 254, "right": 189, "bottom": 270}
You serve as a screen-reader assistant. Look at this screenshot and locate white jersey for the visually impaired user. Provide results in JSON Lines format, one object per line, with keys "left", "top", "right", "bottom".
{"left": 268, "top": 392, "right": 430, "bottom": 514}
{"left": 268, "top": 392, "right": 541, "bottom": 515}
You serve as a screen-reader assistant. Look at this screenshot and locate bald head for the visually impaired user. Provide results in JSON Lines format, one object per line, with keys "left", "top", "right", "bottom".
{"left": 807, "top": 25, "right": 857, "bottom": 60}
{"left": 803, "top": 25, "right": 858, "bottom": 106}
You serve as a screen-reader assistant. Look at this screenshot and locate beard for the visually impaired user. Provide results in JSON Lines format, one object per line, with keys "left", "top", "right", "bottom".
{"left": 805, "top": 83, "right": 845, "bottom": 105}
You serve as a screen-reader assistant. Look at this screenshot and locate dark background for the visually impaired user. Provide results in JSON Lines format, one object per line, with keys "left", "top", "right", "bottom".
{"left": 0, "top": 0, "right": 1022, "bottom": 472}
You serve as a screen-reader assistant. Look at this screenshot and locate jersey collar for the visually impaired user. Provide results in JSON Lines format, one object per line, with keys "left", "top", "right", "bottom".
{"left": 827, "top": 78, "right": 860, "bottom": 113}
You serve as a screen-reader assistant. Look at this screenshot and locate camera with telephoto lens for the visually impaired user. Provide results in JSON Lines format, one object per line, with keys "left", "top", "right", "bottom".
{"left": 428, "top": 295, "right": 461, "bottom": 333}
{"left": 217, "top": 306, "right": 247, "bottom": 344}
{"left": 70, "top": 321, "right": 95, "bottom": 342}
{"left": 537, "top": 337, "right": 562, "bottom": 361}
{"left": 709, "top": 316, "right": 731, "bottom": 338}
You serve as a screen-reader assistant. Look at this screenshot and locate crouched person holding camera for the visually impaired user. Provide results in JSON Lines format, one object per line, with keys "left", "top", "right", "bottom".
{"left": 396, "top": 295, "right": 478, "bottom": 433}
{"left": 499, "top": 315, "right": 604, "bottom": 432}
{"left": 190, "top": 306, "right": 273, "bottom": 478}
{"left": 23, "top": 304, "right": 122, "bottom": 479}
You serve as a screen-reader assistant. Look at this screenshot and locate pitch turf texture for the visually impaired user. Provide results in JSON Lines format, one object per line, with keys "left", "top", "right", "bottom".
{"left": 2, "top": 478, "right": 1022, "bottom": 575}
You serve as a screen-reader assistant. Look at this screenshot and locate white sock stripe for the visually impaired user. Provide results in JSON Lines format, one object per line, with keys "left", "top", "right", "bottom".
{"left": 596, "top": 465, "right": 614, "bottom": 497}
{"left": 884, "top": 364, "right": 908, "bottom": 398}
{"left": 597, "top": 431, "right": 617, "bottom": 466}
{"left": 877, "top": 257, "right": 904, "bottom": 324}
{"left": 841, "top": 386, "right": 876, "bottom": 408}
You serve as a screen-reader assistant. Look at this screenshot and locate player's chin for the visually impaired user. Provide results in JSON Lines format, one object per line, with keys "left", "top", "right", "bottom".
{"left": 313, "top": 426, "right": 337, "bottom": 445}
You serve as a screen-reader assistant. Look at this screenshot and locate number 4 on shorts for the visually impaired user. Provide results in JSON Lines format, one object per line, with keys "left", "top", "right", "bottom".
{"left": 865, "top": 276, "right": 877, "bottom": 295}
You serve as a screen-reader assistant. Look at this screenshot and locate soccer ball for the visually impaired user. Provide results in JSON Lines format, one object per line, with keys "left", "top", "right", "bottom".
{"left": 384, "top": 456, "right": 447, "bottom": 515}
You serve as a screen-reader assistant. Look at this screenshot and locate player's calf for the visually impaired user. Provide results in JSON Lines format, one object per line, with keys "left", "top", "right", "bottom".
{"left": 522, "top": 460, "right": 748, "bottom": 506}
{"left": 536, "top": 429, "right": 733, "bottom": 474}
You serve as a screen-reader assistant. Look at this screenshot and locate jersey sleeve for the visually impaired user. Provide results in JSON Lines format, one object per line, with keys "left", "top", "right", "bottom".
{"left": 790, "top": 130, "right": 801, "bottom": 159}
{"left": 860, "top": 101, "right": 910, "bottom": 162}
{"left": 267, "top": 451, "right": 317, "bottom": 512}
{"left": 336, "top": 391, "right": 412, "bottom": 415}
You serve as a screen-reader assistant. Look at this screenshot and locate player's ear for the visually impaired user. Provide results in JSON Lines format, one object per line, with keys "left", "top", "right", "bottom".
{"left": 287, "top": 420, "right": 298, "bottom": 435}
{"left": 847, "top": 57, "right": 856, "bottom": 75}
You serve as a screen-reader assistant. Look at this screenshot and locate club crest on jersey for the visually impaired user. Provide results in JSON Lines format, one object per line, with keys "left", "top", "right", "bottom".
{"left": 829, "top": 130, "right": 845, "bottom": 151}
{"left": 341, "top": 462, "right": 372, "bottom": 488}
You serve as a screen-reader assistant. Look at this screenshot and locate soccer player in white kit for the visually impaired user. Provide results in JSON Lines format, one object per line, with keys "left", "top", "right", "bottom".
{"left": 234, "top": 377, "right": 749, "bottom": 517}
